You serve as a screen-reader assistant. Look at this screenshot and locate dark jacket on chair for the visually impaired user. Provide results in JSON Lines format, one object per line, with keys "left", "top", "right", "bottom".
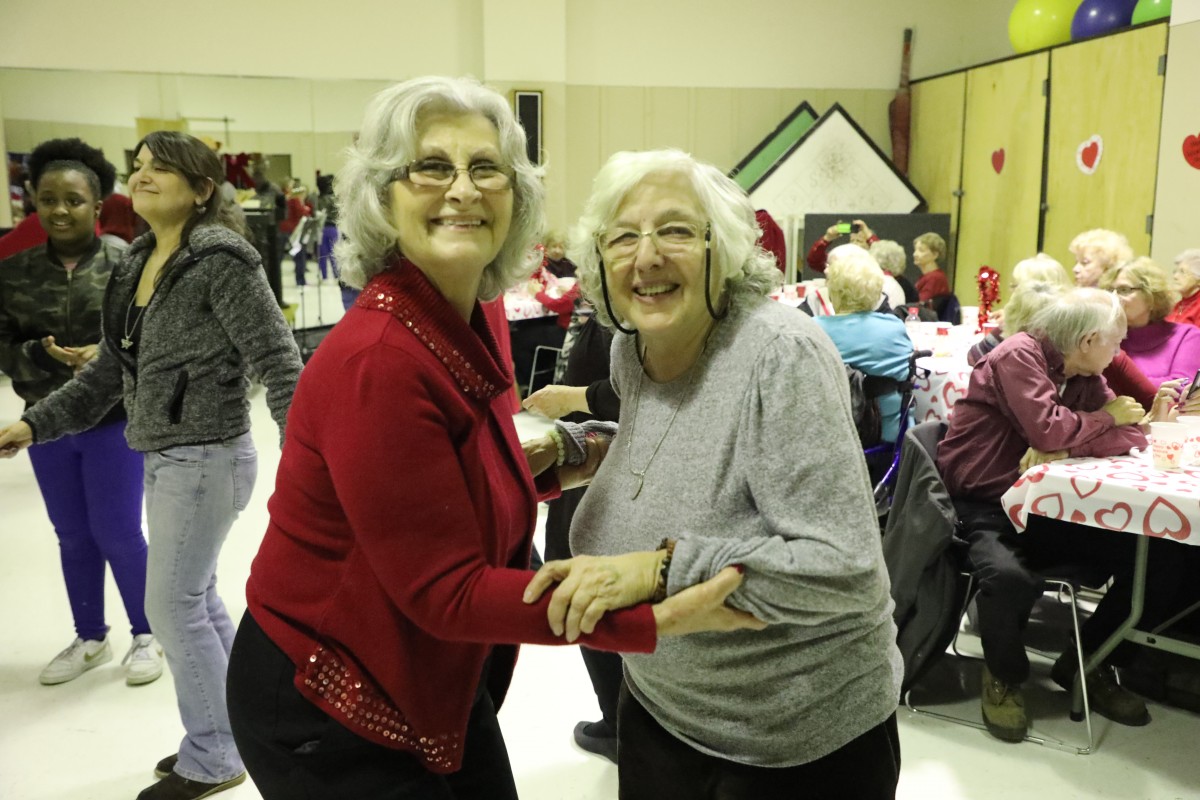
{"left": 883, "top": 421, "right": 964, "bottom": 693}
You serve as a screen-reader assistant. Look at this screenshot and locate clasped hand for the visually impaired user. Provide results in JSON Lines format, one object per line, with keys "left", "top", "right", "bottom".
{"left": 43, "top": 336, "right": 98, "bottom": 373}
{"left": 524, "top": 554, "right": 766, "bottom": 642}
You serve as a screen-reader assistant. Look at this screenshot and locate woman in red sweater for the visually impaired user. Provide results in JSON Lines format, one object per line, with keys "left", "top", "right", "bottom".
{"left": 225, "top": 76, "right": 758, "bottom": 800}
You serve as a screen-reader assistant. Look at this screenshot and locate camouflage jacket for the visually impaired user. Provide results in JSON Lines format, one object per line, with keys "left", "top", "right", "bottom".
{"left": 22, "top": 225, "right": 302, "bottom": 452}
{"left": 0, "top": 240, "right": 127, "bottom": 423}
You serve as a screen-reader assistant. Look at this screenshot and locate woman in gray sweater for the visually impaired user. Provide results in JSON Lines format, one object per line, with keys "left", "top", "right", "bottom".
{"left": 525, "top": 149, "right": 903, "bottom": 798}
{"left": 0, "top": 131, "right": 302, "bottom": 800}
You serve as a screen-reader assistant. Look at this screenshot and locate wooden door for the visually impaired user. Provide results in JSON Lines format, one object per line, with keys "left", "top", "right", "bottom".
{"left": 910, "top": 73, "right": 966, "bottom": 246}
{"left": 1043, "top": 25, "right": 1168, "bottom": 267}
{"left": 956, "top": 53, "right": 1049, "bottom": 303}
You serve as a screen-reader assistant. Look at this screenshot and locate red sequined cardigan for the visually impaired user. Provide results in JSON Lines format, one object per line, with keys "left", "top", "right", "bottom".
{"left": 246, "top": 259, "right": 656, "bottom": 773}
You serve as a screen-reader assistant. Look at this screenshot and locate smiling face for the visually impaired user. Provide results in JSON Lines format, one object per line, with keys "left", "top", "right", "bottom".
{"left": 129, "top": 145, "right": 209, "bottom": 228}
{"left": 35, "top": 169, "right": 101, "bottom": 255}
{"left": 602, "top": 170, "right": 714, "bottom": 348}
{"left": 388, "top": 112, "right": 513, "bottom": 299}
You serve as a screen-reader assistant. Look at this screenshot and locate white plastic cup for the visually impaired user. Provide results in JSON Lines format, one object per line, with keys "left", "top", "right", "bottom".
{"left": 1150, "top": 422, "right": 1189, "bottom": 470}
{"left": 1175, "top": 416, "right": 1200, "bottom": 466}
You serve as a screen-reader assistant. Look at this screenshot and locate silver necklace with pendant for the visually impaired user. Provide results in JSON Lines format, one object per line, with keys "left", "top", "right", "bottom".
{"left": 121, "top": 291, "right": 148, "bottom": 350}
{"left": 624, "top": 341, "right": 706, "bottom": 500}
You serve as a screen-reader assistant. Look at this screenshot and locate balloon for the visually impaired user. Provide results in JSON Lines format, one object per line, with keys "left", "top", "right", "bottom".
{"left": 1009, "top": 0, "right": 1080, "bottom": 54}
{"left": 1131, "top": 0, "right": 1171, "bottom": 24}
{"left": 1071, "top": 0, "right": 1138, "bottom": 39}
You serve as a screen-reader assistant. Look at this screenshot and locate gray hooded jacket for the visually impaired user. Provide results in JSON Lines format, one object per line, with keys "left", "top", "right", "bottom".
{"left": 23, "top": 224, "right": 302, "bottom": 451}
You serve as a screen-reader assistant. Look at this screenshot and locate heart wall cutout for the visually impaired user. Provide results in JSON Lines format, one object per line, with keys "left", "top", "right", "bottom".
{"left": 1184, "top": 134, "right": 1200, "bottom": 170}
{"left": 1077, "top": 135, "right": 1103, "bottom": 175}
{"left": 991, "top": 149, "right": 1005, "bottom": 174}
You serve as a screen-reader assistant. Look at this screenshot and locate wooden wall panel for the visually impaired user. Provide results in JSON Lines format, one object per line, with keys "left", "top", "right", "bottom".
{"left": 1043, "top": 25, "right": 1168, "bottom": 267}
{"left": 909, "top": 73, "right": 966, "bottom": 238}
{"left": 956, "top": 53, "right": 1049, "bottom": 302}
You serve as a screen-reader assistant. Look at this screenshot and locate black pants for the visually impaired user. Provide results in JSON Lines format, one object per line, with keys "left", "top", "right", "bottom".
{"left": 226, "top": 612, "right": 517, "bottom": 800}
{"left": 617, "top": 683, "right": 900, "bottom": 800}
{"left": 952, "top": 499, "right": 1187, "bottom": 686}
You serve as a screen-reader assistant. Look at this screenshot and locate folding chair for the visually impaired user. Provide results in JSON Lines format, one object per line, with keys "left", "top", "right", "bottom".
{"left": 526, "top": 345, "right": 563, "bottom": 399}
{"left": 886, "top": 422, "right": 1098, "bottom": 754}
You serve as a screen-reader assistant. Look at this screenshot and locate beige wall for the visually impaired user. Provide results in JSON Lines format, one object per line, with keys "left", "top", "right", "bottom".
{"left": 2, "top": 1, "right": 1026, "bottom": 232}
{"left": 1150, "top": 15, "right": 1200, "bottom": 263}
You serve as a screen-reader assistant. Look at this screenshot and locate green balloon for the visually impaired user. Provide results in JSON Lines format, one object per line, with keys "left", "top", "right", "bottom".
{"left": 1009, "top": 0, "right": 1081, "bottom": 54}
{"left": 1131, "top": 0, "right": 1171, "bottom": 24}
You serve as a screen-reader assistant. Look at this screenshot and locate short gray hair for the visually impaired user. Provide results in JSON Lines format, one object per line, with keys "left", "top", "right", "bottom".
{"left": 1002, "top": 280, "right": 1063, "bottom": 335}
{"left": 826, "top": 244, "right": 884, "bottom": 314}
{"left": 1025, "top": 287, "right": 1125, "bottom": 355}
{"left": 1175, "top": 249, "right": 1200, "bottom": 279}
{"left": 333, "top": 75, "right": 545, "bottom": 299}
{"left": 568, "top": 149, "right": 779, "bottom": 331}
{"left": 868, "top": 239, "right": 906, "bottom": 275}
{"left": 1011, "top": 253, "right": 1070, "bottom": 289}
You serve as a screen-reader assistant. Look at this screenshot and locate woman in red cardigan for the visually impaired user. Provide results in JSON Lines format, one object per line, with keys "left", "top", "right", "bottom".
{"left": 224, "top": 76, "right": 759, "bottom": 800}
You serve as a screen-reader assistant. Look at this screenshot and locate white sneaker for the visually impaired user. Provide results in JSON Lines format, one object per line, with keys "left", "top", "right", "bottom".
{"left": 122, "top": 634, "right": 164, "bottom": 686}
{"left": 39, "top": 637, "right": 112, "bottom": 685}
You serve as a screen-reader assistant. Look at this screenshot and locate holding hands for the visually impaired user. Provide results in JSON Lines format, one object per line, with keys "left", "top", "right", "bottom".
{"left": 524, "top": 554, "right": 766, "bottom": 642}
{"left": 42, "top": 336, "right": 99, "bottom": 374}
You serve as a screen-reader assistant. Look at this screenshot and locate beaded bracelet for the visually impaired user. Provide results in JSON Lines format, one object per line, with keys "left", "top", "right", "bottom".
{"left": 546, "top": 427, "right": 566, "bottom": 467}
{"left": 651, "top": 538, "right": 676, "bottom": 603}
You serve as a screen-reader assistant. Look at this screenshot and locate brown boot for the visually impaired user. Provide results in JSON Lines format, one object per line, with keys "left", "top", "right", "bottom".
{"left": 981, "top": 664, "right": 1027, "bottom": 742}
{"left": 1051, "top": 652, "right": 1150, "bottom": 726}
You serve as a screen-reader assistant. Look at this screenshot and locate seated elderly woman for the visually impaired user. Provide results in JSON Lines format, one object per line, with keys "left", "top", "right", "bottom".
{"left": 1069, "top": 228, "right": 1132, "bottom": 287}
{"left": 969, "top": 256, "right": 1158, "bottom": 408}
{"left": 912, "top": 232, "right": 950, "bottom": 302}
{"left": 1100, "top": 256, "right": 1200, "bottom": 385}
{"left": 868, "top": 239, "right": 915, "bottom": 309}
{"left": 526, "top": 149, "right": 904, "bottom": 799}
{"left": 937, "top": 288, "right": 1161, "bottom": 743}
{"left": 223, "top": 77, "right": 759, "bottom": 800}
{"left": 1167, "top": 249, "right": 1200, "bottom": 327}
{"left": 816, "top": 244, "right": 914, "bottom": 445}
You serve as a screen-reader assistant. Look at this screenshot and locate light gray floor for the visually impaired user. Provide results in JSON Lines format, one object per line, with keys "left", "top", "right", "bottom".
{"left": 1, "top": 376, "right": 1198, "bottom": 799}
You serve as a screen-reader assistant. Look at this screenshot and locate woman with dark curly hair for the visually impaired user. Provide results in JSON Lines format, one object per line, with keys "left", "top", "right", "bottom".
{"left": 0, "top": 138, "right": 159, "bottom": 688}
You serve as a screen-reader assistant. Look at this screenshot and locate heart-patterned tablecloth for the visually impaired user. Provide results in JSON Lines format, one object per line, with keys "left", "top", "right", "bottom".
{"left": 1001, "top": 450, "right": 1200, "bottom": 544}
{"left": 912, "top": 354, "right": 973, "bottom": 424}
{"left": 502, "top": 291, "right": 556, "bottom": 322}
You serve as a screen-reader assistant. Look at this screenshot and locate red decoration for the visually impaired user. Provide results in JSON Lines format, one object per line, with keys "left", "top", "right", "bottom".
{"left": 1183, "top": 134, "right": 1200, "bottom": 170}
{"left": 977, "top": 265, "right": 1001, "bottom": 334}
{"left": 991, "top": 148, "right": 1005, "bottom": 174}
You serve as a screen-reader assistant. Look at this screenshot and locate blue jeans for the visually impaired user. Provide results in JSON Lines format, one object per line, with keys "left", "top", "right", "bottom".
{"left": 28, "top": 419, "right": 147, "bottom": 641}
{"left": 144, "top": 432, "right": 257, "bottom": 783}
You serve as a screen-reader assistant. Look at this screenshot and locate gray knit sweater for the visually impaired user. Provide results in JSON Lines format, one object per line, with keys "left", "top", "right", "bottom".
{"left": 571, "top": 295, "right": 903, "bottom": 767}
{"left": 23, "top": 225, "right": 301, "bottom": 451}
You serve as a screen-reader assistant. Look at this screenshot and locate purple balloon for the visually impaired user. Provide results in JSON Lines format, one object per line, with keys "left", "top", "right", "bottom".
{"left": 1071, "top": 0, "right": 1138, "bottom": 39}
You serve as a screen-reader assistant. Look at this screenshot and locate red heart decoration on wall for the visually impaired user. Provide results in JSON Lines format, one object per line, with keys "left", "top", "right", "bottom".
{"left": 1081, "top": 142, "right": 1099, "bottom": 170}
{"left": 991, "top": 149, "right": 1005, "bottom": 174}
{"left": 1184, "top": 135, "right": 1200, "bottom": 170}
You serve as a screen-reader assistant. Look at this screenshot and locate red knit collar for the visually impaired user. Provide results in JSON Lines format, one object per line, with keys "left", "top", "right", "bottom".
{"left": 355, "top": 257, "right": 511, "bottom": 401}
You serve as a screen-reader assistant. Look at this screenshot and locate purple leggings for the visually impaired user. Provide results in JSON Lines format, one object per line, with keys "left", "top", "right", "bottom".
{"left": 28, "top": 419, "right": 148, "bottom": 641}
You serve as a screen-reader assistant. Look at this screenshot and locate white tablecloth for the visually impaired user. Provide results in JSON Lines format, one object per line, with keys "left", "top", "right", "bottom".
{"left": 912, "top": 355, "right": 973, "bottom": 424}
{"left": 1001, "top": 449, "right": 1200, "bottom": 543}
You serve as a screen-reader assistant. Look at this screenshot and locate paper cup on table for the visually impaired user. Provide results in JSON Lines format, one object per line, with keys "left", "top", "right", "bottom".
{"left": 1150, "top": 422, "right": 1188, "bottom": 470}
{"left": 1175, "top": 416, "right": 1200, "bottom": 466}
